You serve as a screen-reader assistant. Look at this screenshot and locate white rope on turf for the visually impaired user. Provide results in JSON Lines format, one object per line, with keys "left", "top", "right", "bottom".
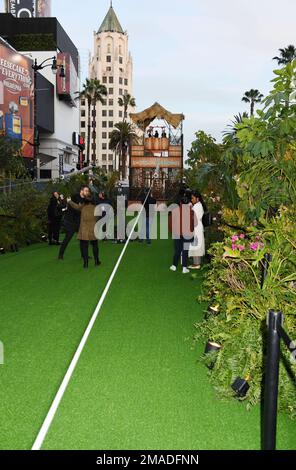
{"left": 31, "top": 183, "right": 155, "bottom": 451}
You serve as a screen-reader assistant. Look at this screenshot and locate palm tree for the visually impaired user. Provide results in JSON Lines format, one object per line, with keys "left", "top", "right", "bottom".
{"left": 273, "top": 45, "right": 296, "bottom": 65}
{"left": 91, "top": 79, "right": 107, "bottom": 165}
{"left": 223, "top": 112, "right": 249, "bottom": 140}
{"left": 118, "top": 94, "right": 136, "bottom": 122}
{"left": 242, "top": 89, "right": 264, "bottom": 116}
{"left": 109, "top": 122, "right": 138, "bottom": 179}
{"left": 77, "top": 78, "right": 107, "bottom": 165}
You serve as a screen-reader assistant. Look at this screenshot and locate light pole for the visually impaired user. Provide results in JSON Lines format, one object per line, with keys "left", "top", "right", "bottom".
{"left": 32, "top": 57, "right": 65, "bottom": 180}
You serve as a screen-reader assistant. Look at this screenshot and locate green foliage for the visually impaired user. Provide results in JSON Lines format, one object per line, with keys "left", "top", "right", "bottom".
{"left": 0, "top": 170, "right": 119, "bottom": 250}
{"left": 185, "top": 131, "right": 239, "bottom": 212}
{"left": 193, "top": 60, "right": 296, "bottom": 419}
{"left": 10, "top": 34, "right": 57, "bottom": 52}
{"left": 195, "top": 209, "right": 296, "bottom": 417}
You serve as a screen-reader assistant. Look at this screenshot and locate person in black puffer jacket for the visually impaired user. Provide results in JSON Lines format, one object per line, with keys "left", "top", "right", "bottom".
{"left": 47, "top": 192, "right": 63, "bottom": 245}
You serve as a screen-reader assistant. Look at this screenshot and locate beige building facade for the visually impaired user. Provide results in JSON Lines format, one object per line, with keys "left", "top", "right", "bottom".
{"left": 80, "top": 5, "right": 133, "bottom": 174}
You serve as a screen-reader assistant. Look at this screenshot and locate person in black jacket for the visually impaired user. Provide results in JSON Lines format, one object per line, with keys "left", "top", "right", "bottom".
{"left": 58, "top": 186, "right": 90, "bottom": 260}
{"left": 47, "top": 192, "right": 63, "bottom": 245}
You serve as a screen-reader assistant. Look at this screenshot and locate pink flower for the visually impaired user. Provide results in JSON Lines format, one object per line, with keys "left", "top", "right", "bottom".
{"left": 232, "top": 235, "right": 239, "bottom": 243}
{"left": 240, "top": 234, "right": 245, "bottom": 240}
{"left": 232, "top": 244, "right": 238, "bottom": 251}
{"left": 250, "top": 242, "right": 259, "bottom": 251}
{"left": 238, "top": 245, "right": 245, "bottom": 251}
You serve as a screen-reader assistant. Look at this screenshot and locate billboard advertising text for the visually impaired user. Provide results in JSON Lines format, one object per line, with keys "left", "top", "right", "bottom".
{"left": 0, "top": 41, "right": 34, "bottom": 158}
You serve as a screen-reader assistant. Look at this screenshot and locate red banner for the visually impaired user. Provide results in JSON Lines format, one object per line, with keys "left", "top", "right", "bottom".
{"left": 0, "top": 40, "right": 34, "bottom": 158}
{"left": 56, "top": 53, "right": 77, "bottom": 106}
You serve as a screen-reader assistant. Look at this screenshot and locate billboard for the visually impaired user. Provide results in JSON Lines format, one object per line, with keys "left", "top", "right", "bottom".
{"left": 36, "top": 0, "right": 51, "bottom": 17}
{"left": 0, "top": 40, "right": 34, "bottom": 158}
{"left": 56, "top": 53, "right": 77, "bottom": 107}
{"left": 6, "top": 0, "right": 51, "bottom": 17}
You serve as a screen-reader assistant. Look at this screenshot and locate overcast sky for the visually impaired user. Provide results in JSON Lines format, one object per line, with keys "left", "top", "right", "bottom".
{"left": 2, "top": 0, "right": 295, "bottom": 154}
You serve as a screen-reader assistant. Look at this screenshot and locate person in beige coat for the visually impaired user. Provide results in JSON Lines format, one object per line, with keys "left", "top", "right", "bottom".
{"left": 67, "top": 197, "right": 100, "bottom": 269}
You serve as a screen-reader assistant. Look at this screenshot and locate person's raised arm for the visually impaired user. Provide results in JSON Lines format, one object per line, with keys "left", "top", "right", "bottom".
{"left": 67, "top": 198, "right": 82, "bottom": 212}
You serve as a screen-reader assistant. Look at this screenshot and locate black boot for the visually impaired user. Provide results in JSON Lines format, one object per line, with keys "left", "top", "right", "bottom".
{"left": 94, "top": 258, "right": 101, "bottom": 266}
{"left": 83, "top": 258, "right": 89, "bottom": 269}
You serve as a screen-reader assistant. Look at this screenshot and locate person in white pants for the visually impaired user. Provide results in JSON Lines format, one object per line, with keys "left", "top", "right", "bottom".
{"left": 188, "top": 191, "right": 206, "bottom": 269}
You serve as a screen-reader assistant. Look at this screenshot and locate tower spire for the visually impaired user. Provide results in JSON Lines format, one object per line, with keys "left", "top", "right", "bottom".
{"left": 98, "top": 2, "right": 124, "bottom": 34}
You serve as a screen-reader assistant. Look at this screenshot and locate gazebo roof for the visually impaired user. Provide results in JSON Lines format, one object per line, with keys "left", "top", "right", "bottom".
{"left": 98, "top": 6, "right": 124, "bottom": 34}
{"left": 130, "top": 102, "right": 185, "bottom": 129}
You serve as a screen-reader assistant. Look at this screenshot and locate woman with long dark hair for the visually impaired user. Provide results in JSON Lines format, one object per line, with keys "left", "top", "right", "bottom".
{"left": 47, "top": 192, "right": 63, "bottom": 245}
{"left": 188, "top": 190, "right": 206, "bottom": 269}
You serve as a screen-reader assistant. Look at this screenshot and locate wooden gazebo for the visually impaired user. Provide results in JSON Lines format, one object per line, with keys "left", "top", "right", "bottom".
{"left": 129, "top": 103, "right": 185, "bottom": 200}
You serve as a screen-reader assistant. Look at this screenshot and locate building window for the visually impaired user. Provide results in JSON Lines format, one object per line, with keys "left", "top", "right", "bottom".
{"left": 109, "top": 165, "right": 113, "bottom": 172}
{"left": 107, "top": 66, "right": 112, "bottom": 71}
{"left": 102, "top": 132, "right": 107, "bottom": 139}
{"left": 102, "top": 143, "right": 107, "bottom": 150}
{"left": 109, "top": 76, "right": 113, "bottom": 84}
{"left": 109, "top": 110, "right": 113, "bottom": 117}
{"left": 119, "top": 68, "right": 124, "bottom": 73}
{"left": 109, "top": 88, "right": 113, "bottom": 95}
{"left": 103, "top": 165, "right": 107, "bottom": 171}
{"left": 81, "top": 110, "right": 85, "bottom": 117}
{"left": 106, "top": 55, "right": 111, "bottom": 62}
{"left": 81, "top": 99, "right": 85, "bottom": 106}
{"left": 102, "top": 110, "right": 107, "bottom": 117}
{"left": 119, "top": 57, "right": 123, "bottom": 64}
{"left": 119, "top": 77, "right": 123, "bottom": 85}
{"left": 81, "top": 121, "right": 86, "bottom": 128}
{"left": 103, "top": 76, "right": 107, "bottom": 83}
{"left": 109, "top": 155, "right": 113, "bottom": 161}
{"left": 107, "top": 44, "right": 111, "bottom": 54}
{"left": 124, "top": 78, "right": 128, "bottom": 86}
{"left": 119, "top": 89, "right": 123, "bottom": 95}
{"left": 109, "top": 121, "right": 113, "bottom": 128}
{"left": 102, "top": 121, "right": 107, "bottom": 128}
{"left": 109, "top": 99, "right": 113, "bottom": 106}
{"left": 119, "top": 111, "right": 123, "bottom": 118}
{"left": 102, "top": 99, "right": 107, "bottom": 106}
{"left": 102, "top": 154, "right": 107, "bottom": 161}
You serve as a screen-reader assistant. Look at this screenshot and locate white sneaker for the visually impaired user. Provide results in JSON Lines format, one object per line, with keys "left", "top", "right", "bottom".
{"left": 170, "top": 265, "right": 177, "bottom": 272}
{"left": 182, "top": 268, "right": 190, "bottom": 274}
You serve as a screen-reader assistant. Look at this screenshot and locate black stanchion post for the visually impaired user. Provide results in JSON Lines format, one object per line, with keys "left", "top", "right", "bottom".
{"left": 263, "top": 310, "right": 283, "bottom": 451}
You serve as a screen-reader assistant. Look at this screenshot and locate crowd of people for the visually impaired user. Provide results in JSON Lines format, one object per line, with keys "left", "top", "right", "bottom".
{"left": 147, "top": 128, "right": 167, "bottom": 139}
{"left": 46, "top": 185, "right": 207, "bottom": 273}
{"left": 47, "top": 186, "right": 110, "bottom": 268}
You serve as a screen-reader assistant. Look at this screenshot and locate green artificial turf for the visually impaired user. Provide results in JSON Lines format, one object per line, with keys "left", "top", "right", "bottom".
{"left": 0, "top": 236, "right": 295, "bottom": 450}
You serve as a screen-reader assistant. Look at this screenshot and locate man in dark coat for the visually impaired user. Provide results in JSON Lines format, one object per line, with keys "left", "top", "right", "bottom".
{"left": 58, "top": 186, "right": 90, "bottom": 260}
{"left": 47, "top": 192, "right": 63, "bottom": 245}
